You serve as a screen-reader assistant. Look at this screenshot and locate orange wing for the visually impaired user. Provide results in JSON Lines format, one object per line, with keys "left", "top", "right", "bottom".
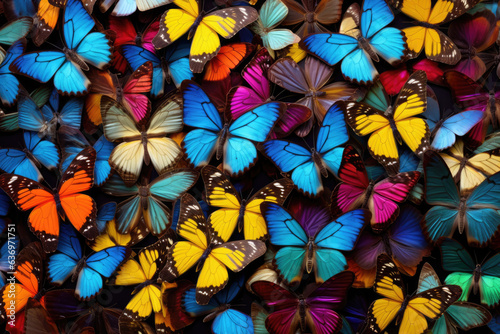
{"left": 203, "top": 43, "right": 253, "bottom": 81}
{"left": 0, "top": 242, "right": 45, "bottom": 320}
{"left": 58, "top": 146, "right": 99, "bottom": 241}
{"left": 85, "top": 68, "right": 119, "bottom": 127}
{"left": 0, "top": 174, "right": 59, "bottom": 252}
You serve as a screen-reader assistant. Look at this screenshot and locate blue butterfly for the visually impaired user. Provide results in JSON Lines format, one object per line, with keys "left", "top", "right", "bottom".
{"left": 183, "top": 276, "right": 254, "bottom": 334}
{"left": 120, "top": 39, "right": 193, "bottom": 97}
{"left": 423, "top": 93, "right": 483, "bottom": 151}
{"left": 417, "top": 262, "right": 492, "bottom": 334}
{"left": 18, "top": 89, "right": 83, "bottom": 139}
{"left": 182, "top": 80, "right": 285, "bottom": 176}
{"left": 262, "top": 202, "right": 369, "bottom": 285}
{"left": 47, "top": 224, "right": 131, "bottom": 300}
{"left": 10, "top": 0, "right": 112, "bottom": 96}
{"left": 0, "top": 39, "right": 25, "bottom": 106}
{"left": 423, "top": 152, "right": 500, "bottom": 247}
{"left": 0, "top": 235, "right": 19, "bottom": 288}
{"left": 58, "top": 127, "right": 114, "bottom": 185}
{"left": 300, "top": 0, "right": 407, "bottom": 84}
{"left": 263, "top": 101, "right": 348, "bottom": 197}
{"left": 0, "top": 131, "right": 59, "bottom": 182}
{"left": 96, "top": 202, "right": 117, "bottom": 234}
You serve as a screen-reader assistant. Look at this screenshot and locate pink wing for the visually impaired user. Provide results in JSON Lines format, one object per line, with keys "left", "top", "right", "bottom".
{"left": 332, "top": 184, "right": 366, "bottom": 214}
{"left": 227, "top": 86, "right": 266, "bottom": 119}
{"left": 370, "top": 171, "right": 420, "bottom": 230}
{"left": 141, "top": 19, "right": 160, "bottom": 53}
{"left": 379, "top": 67, "right": 410, "bottom": 96}
{"left": 241, "top": 48, "right": 273, "bottom": 100}
{"left": 269, "top": 103, "right": 312, "bottom": 139}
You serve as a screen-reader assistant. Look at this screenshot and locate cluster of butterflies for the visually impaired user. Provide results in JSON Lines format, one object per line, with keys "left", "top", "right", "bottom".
{"left": 0, "top": 0, "right": 499, "bottom": 332}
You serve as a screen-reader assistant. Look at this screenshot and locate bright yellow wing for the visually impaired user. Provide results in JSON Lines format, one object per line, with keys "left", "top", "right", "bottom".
{"left": 403, "top": 26, "right": 427, "bottom": 57}
{"left": 165, "top": 241, "right": 205, "bottom": 279}
{"left": 114, "top": 258, "right": 147, "bottom": 285}
{"left": 154, "top": 9, "right": 197, "bottom": 49}
{"left": 196, "top": 254, "right": 229, "bottom": 305}
{"left": 89, "top": 219, "right": 147, "bottom": 252}
{"left": 173, "top": 0, "right": 200, "bottom": 16}
{"left": 366, "top": 298, "right": 403, "bottom": 333}
{"left": 398, "top": 307, "right": 428, "bottom": 334}
{"left": 393, "top": 71, "right": 427, "bottom": 121}
{"left": 123, "top": 285, "right": 163, "bottom": 321}
{"left": 427, "top": 0, "right": 454, "bottom": 24}
{"left": 398, "top": 0, "right": 431, "bottom": 22}
{"left": 395, "top": 118, "right": 430, "bottom": 155}
{"left": 468, "top": 151, "right": 500, "bottom": 176}
{"left": 367, "top": 125, "right": 399, "bottom": 168}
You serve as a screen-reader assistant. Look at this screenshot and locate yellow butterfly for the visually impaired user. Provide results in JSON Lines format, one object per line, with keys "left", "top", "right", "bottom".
{"left": 363, "top": 254, "right": 462, "bottom": 334}
{"left": 100, "top": 95, "right": 183, "bottom": 186}
{"left": 202, "top": 165, "right": 293, "bottom": 241}
{"left": 391, "top": 0, "right": 480, "bottom": 64}
{"left": 113, "top": 233, "right": 175, "bottom": 321}
{"left": 152, "top": 0, "right": 258, "bottom": 73}
{"left": 88, "top": 219, "right": 147, "bottom": 252}
{"left": 345, "top": 71, "right": 429, "bottom": 175}
{"left": 439, "top": 140, "right": 500, "bottom": 193}
{"left": 159, "top": 193, "right": 266, "bottom": 305}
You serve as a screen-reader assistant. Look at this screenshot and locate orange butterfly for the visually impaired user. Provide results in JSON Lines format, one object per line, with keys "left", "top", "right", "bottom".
{"left": 203, "top": 43, "right": 254, "bottom": 81}
{"left": 0, "top": 147, "right": 99, "bottom": 253}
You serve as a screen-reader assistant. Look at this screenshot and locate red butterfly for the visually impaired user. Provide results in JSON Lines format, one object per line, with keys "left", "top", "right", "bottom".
{"left": 0, "top": 147, "right": 99, "bottom": 253}
{"left": 331, "top": 145, "right": 420, "bottom": 232}
{"left": 203, "top": 43, "right": 253, "bottom": 81}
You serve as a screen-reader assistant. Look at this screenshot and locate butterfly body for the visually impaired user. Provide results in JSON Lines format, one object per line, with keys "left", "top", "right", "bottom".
{"left": 216, "top": 123, "right": 230, "bottom": 160}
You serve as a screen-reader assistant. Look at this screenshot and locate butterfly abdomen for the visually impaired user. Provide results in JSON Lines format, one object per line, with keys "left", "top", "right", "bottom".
{"left": 237, "top": 199, "right": 246, "bottom": 232}
{"left": 298, "top": 297, "right": 308, "bottom": 332}
{"left": 312, "top": 149, "right": 328, "bottom": 178}
{"left": 388, "top": 116, "right": 403, "bottom": 145}
{"left": 63, "top": 48, "right": 89, "bottom": 71}
{"left": 458, "top": 197, "right": 467, "bottom": 234}
{"left": 196, "top": 244, "right": 214, "bottom": 272}
{"left": 216, "top": 124, "right": 230, "bottom": 160}
{"left": 141, "top": 133, "right": 151, "bottom": 165}
{"left": 473, "top": 264, "right": 482, "bottom": 295}
{"left": 72, "top": 258, "right": 86, "bottom": 282}
{"left": 23, "top": 148, "right": 42, "bottom": 168}
{"left": 138, "top": 186, "right": 150, "bottom": 209}
{"left": 306, "top": 238, "right": 315, "bottom": 274}
{"left": 189, "top": 14, "right": 205, "bottom": 40}
{"left": 395, "top": 295, "right": 410, "bottom": 325}
{"left": 358, "top": 37, "right": 379, "bottom": 62}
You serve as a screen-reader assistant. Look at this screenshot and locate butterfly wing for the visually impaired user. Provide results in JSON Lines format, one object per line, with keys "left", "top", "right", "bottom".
{"left": 0, "top": 39, "right": 25, "bottom": 106}
{"left": 203, "top": 43, "right": 252, "bottom": 81}
{"left": 122, "top": 62, "right": 153, "bottom": 123}
{"left": 181, "top": 81, "right": 222, "bottom": 168}
{"left": 47, "top": 223, "right": 82, "bottom": 285}
{"left": 431, "top": 110, "right": 483, "bottom": 151}
{"left": 226, "top": 102, "right": 284, "bottom": 175}
{"left": 261, "top": 202, "right": 308, "bottom": 284}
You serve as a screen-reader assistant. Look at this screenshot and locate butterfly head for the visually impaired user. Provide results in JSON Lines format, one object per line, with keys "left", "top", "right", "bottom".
{"left": 63, "top": 47, "right": 89, "bottom": 71}
{"left": 357, "top": 37, "right": 379, "bottom": 63}
{"left": 304, "top": 89, "right": 325, "bottom": 99}
{"left": 305, "top": 12, "right": 316, "bottom": 24}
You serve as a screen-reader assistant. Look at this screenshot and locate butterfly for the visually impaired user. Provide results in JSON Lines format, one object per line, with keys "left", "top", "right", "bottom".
{"left": 445, "top": 70, "right": 500, "bottom": 146}
{"left": 227, "top": 47, "right": 312, "bottom": 139}
{"left": 448, "top": 10, "right": 500, "bottom": 81}
{"left": 182, "top": 276, "right": 254, "bottom": 334}
{"left": 47, "top": 223, "right": 131, "bottom": 301}
{"left": 263, "top": 101, "right": 349, "bottom": 197}
{"left": 32, "top": 0, "right": 96, "bottom": 46}
{"left": 182, "top": 80, "right": 285, "bottom": 175}
{"left": 57, "top": 127, "right": 114, "bottom": 186}
{"left": 158, "top": 280, "right": 196, "bottom": 332}
{"left": 251, "top": 0, "right": 300, "bottom": 52}
{"left": 99, "top": 0, "right": 169, "bottom": 16}
{"left": 85, "top": 61, "right": 153, "bottom": 128}
{"left": 120, "top": 40, "right": 193, "bottom": 97}
{"left": 379, "top": 59, "right": 445, "bottom": 96}
{"left": 281, "top": 0, "right": 342, "bottom": 37}
{"left": 0, "top": 17, "right": 32, "bottom": 63}
{"left": 423, "top": 89, "right": 483, "bottom": 151}
{"left": 351, "top": 205, "right": 429, "bottom": 277}
{"left": 300, "top": 0, "right": 407, "bottom": 84}
{"left": 250, "top": 302, "right": 269, "bottom": 334}
{"left": 152, "top": 0, "right": 259, "bottom": 73}
{"left": 391, "top": 0, "right": 480, "bottom": 65}
{"left": 159, "top": 193, "right": 266, "bottom": 305}
{"left": 417, "top": 262, "right": 492, "bottom": 334}
{"left": 362, "top": 254, "right": 462, "bottom": 334}
{"left": 18, "top": 89, "right": 83, "bottom": 139}
{"left": 113, "top": 234, "right": 175, "bottom": 321}
{"left": 11, "top": 0, "right": 112, "bottom": 96}
{"left": 440, "top": 237, "right": 500, "bottom": 308}
{"left": 108, "top": 16, "right": 159, "bottom": 74}
{"left": 423, "top": 151, "right": 500, "bottom": 247}
{"left": 438, "top": 140, "right": 500, "bottom": 193}
{"left": 203, "top": 43, "right": 253, "bottom": 81}
{"left": 67, "top": 302, "right": 122, "bottom": 334}
{"left": 345, "top": 71, "right": 429, "bottom": 175}
{"left": 88, "top": 218, "right": 148, "bottom": 252}
{"left": 201, "top": 165, "right": 293, "bottom": 241}
{"left": 102, "top": 168, "right": 198, "bottom": 236}
{"left": 0, "top": 39, "right": 25, "bottom": 107}
{"left": 251, "top": 271, "right": 355, "bottom": 334}
{"left": 262, "top": 201, "right": 369, "bottom": 284}
{"left": 95, "top": 202, "right": 117, "bottom": 233}
{"left": 332, "top": 145, "right": 421, "bottom": 231}
{"left": 268, "top": 56, "right": 359, "bottom": 135}
{"left": 0, "top": 131, "right": 60, "bottom": 182}
{"left": 100, "top": 94, "right": 183, "bottom": 186}
{"left": 0, "top": 146, "right": 99, "bottom": 253}
{"left": 0, "top": 242, "right": 45, "bottom": 322}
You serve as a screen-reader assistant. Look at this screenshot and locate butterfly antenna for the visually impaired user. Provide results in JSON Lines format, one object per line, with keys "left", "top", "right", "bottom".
{"left": 46, "top": 40, "right": 63, "bottom": 51}
{"left": 300, "top": 136, "right": 311, "bottom": 150}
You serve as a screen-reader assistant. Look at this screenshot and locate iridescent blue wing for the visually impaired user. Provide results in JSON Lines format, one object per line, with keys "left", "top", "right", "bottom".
{"left": 59, "top": 98, "right": 83, "bottom": 129}
{"left": 17, "top": 94, "right": 55, "bottom": 135}
{"left": 424, "top": 152, "right": 460, "bottom": 206}
{"left": 58, "top": 126, "right": 90, "bottom": 172}
{"left": 431, "top": 110, "right": 483, "bottom": 151}
{"left": 369, "top": 27, "right": 407, "bottom": 66}
{"left": 226, "top": 102, "right": 283, "bottom": 175}
{"left": 300, "top": 33, "right": 358, "bottom": 66}
{"left": 10, "top": 51, "right": 66, "bottom": 84}
{"left": 440, "top": 238, "right": 475, "bottom": 273}
{"left": 0, "top": 148, "right": 40, "bottom": 181}
{"left": 213, "top": 310, "right": 254, "bottom": 334}
{"left": 47, "top": 224, "right": 82, "bottom": 285}
{"left": 93, "top": 135, "right": 114, "bottom": 186}
{"left": 340, "top": 48, "right": 377, "bottom": 84}
{"left": 120, "top": 44, "right": 165, "bottom": 97}
{"left": 165, "top": 39, "right": 193, "bottom": 88}
{"left": 317, "top": 102, "right": 349, "bottom": 175}
{"left": 63, "top": 0, "right": 95, "bottom": 50}
{"left": 26, "top": 131, "right": 60, "bottom": 170}
{"left": 263, "top": 140, "right": 322, "bottom": 196}
{"left": 0, "top": 39, "right": 25, "bottom": 106}
{"left": 96, "top": 202, "right": 116, "bottom": 233}
{"left": 360, "top": 0, "right": 394, "bottom": 39}
{"left": 314, "top": 209, "right": 368, "bottom": 251}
